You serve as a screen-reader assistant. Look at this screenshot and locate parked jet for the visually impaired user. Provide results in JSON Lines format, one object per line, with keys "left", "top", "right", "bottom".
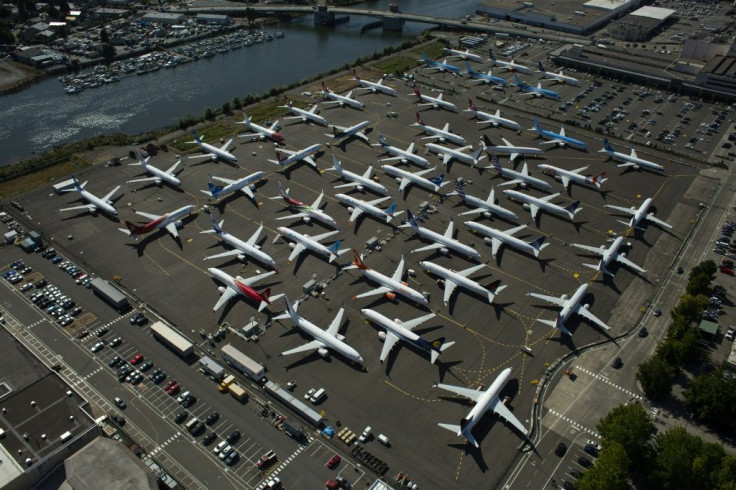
{"left": 419, "top": 52, "right": 461, "bottom": 74}
{"left": 604, "top": 197, "right": 672, "bottom": 230}
{"left": 412, "top": 113, "right": 467, "bottom": 146}
{"left": 361, "top": 309, "right": 451, "bottom": 364}
{"left": 436, "top": 367, "right": 529, "bottom": 447}
{"left": 487, "top": 155, "right": 552, "bottom": 192}
{"left": 600, "top": 138, "right": 664, "bottom": 172}
{"left": 465, "top": 62, "right": 506, "bottom": 86}
{"left": 279, "top": 97, "right": 328, "bottom": 126}
{"left": 273, "top": 183, "right": 338, "bottom": 228}
{"left": 410, "top": 85, "right": 457, "bottom": 112}
{"left": 187, "top": 129, "right": 237, "bottom": 163}
{"left": 127, "top": 151, "right": 181, "bottom": 188}
{"left": 513, "top": 75, "right": 561, "bottom": 100}
{"left": 269, "top": 143, "right": 323, "bottom": 169}
{"left": 200, "top": 171, "right": 265, "bottom": 201}
{"left": 527, "top": 283, "right": 611, "bottom": 335}
{"left": 420, "top": 260, "right": 506, "bottom": 305}
{"left": 488, "top": 50, "right": 532, "bottom": 74}
{"left": 402, "top": 210, "right": 482, "bottom": 261}
{"left": 273, "top": 297, "right": 364, "bottom": 364}
{"left": 444, "top": 47, "right": 483, "bottom": 63}
{"left": 352, "top": 70, "right": 396, "bottom": 96}
{"left": 321, "top": 81, "right": 365, "bottom": 110}
{"left": 571, "top": 236, "right": 646, "bottom": 277}
{"left": 465, "top": 99, "right": 520, "bottom": 131}
{"left": 425, "top": 142, "right": 485, "bottom": 168}
{"left": 208, "top": 267, "right": 282, "bottom": 313}
{"left": 119, "top": 204, "right": 195, "bottom": 240}
{"left": 538, "top": 163, "right": 607, "bottom": 192}
{"left": 503, "top": 190, "right": 581, "bottom": 221}
{"left": 335, "top": 194, "right": 402, "bottom": 225}
{"left": 327, "top": 155, "right": 388, "bottom": 195}
{"left": 201, "top": 217, "right": 278, "bottom": 270}
{"left": 347, "top": 251, "right": 427, "bottom": 305}
{"left": 59, "top": 176, "right": 120, "bottom": 217}
{"left": 277, "top": 227, "right": 348, "bottom": 264}
{"left": 237, "top": 113, "right": 284, "bottom": 144}
{"left": 537, "top": 62, "right": 580, "bottom": 86}
{"left": 465, "top": 221, "right": 548, "bottom": 258}
{"left": 325, "top": 120, "right": 371, "bottom": 144}
{"left": 529, "top": 119, "right": 587, "bottom": 151}
{"left": 375, "top": 134, "right": 429, "bottom": 168}
{"left": 480, "top": 135, "right": 544, "bottom": 162}
{"left": 382, "top": 165, "right": 448, "bottom": 194}
{"left": 449, "top": 179, "right": 518, "bottom": 221}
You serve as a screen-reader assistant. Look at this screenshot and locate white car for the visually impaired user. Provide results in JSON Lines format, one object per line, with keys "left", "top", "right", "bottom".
{"left": 586, "top": 439, "right": 600, "bottom": 451}
{"left": 91, "top": 342, "right": 104, "bottom": 353}
{"left": 304, "top": 388, "right": 316, "bottom": 401}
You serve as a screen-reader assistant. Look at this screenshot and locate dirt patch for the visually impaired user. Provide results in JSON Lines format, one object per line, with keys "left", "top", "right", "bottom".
{"left": 0, "top": 60, "right": 45, "bottom": 94}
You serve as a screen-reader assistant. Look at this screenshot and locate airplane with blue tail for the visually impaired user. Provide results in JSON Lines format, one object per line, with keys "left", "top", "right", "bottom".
{"left": 513, "top": 74, "right": 561, "bottom": 100}
{"left": 200, "top": 171, "right": 265, "bottom": 201}
{"left": 419, "top": 52, "right": 460, "bottom": 74}
{"left": 529, "top": 118, "right": 587, "bottom": 151}
{"left": 465, "top": 62, "right": 506, "bottom": 87}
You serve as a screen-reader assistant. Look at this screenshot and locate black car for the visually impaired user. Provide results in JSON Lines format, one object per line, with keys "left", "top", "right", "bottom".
{"left": 203, "top": 432, "right": 217, "bottom": 446}
{"left": 110, "top": 414, "right": 126, "bottom": 426}
{"left": 570, "top": 468, "right": 583, "bottom": 479}
{"left": 611, "top": 357, "right": 623, "bottom": 369}
{"left": 135, "top": 314, "right": 149, "bottom": 326}
{"left": 578, "top": 456, "right": 593, "bottom": 468}
{"left": 181, "top": 395, "right": 197, "bottom": 408}
{"left": 638, "top": 327, "right": 648, "bottom": 338}
{"left": 226, "top": 430, "right": 241, "bottom": 444}
{"left": 108, "top": 356, "right": 122, "bottom": 368}
{"left": 584, "top": 444, "right": 599, "bottom": 457}
{"left": 225, "top": 450, "right": 240, "bottom": 466}
{"left": 555, "top": 442, "right": 567, "bottom": 456}
{"left": 174, "top": 411, "right": 188, "bottom": 424}
{"left": 130, "top": 313, "right": 143, "bottom": 325}
{"left": 205, "top": 412, "right": 220, "bottom": 426}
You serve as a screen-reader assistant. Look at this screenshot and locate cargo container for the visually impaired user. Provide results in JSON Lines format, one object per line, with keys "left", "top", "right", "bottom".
{"left": 228, "top": 383, "right": 249, "bottom": 403}
{"left": 220, "top": 344, "right": 265, "bottom": 382}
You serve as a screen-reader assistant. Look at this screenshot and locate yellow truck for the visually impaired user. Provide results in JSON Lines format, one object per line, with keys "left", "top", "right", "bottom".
{"left": 219, "top": 374, "right": 235, "bottom": 393}
{"left": 228, "top": 382, "right": 249, "bottom": 403}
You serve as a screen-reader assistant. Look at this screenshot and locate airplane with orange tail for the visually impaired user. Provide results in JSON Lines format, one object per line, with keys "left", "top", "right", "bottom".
{"left": 118, "top": 204, "right": 195, "bottom": 241}
{"left": 345, "top": 249, "right": 428, "bottom": 306}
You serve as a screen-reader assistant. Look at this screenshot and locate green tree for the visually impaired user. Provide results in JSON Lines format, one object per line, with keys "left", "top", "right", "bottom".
{"left": 100, "top": 28, "right": 109, "bottom": 44}
{"left": 203, "top": 108, "right": 215, "bottom": 120}
{"left": 650, "top": 427, "right": 703, "bottom": 489}
{"left": 577, "top": 442, "right": 631, "bottom": 490}
{"left": 687, "top": 273, "right": 712, "bottom": 296}
{"left": 636, "top": 355, "right": 675, "bottom": 399}
{"left": 716, "top": 455, "right": 736, "bottom": 490}
{"left": 232, "top": 96, "right": 242, "bottom": 109}
{"left": 597, "top": 403, "right": 654, "bottom": 467}
{"left": 670, "top": 294, "right": 708, "bottom": 328}
{"left": 685, "top": 369, "right": 736, "bottom": 431}
{"left": 101, "top": 43, "right": 115, "bottom": 64}
{"left": 222, "top": 101, "right": 232, "bottom": 115}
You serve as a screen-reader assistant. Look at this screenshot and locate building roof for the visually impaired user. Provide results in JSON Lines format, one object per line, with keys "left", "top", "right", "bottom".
{"left": 631, "top": 5, "right": 675, "bottom": 20}
{"left": 142, "top": 12, "right": 184, "bottom": 20}
{"left": 699, "top": 319, "right": 719, "bottom": 335}
{"left": 701, "top": 56, "right": 736, "bottom": 77}
{"left": 583, "top": 0, "right": 633, "bottom": 11}
{"left": 64, "top": 438, "right": 157, "bottom": 490}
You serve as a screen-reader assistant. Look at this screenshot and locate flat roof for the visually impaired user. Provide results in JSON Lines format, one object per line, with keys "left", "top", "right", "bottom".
{"left": 583, "top": 0, "right": 633, "bottom": 11}
{"left": 702, "top": 56, "right": 736, "bottom": 77}
{"left": 64, "top": 438, "right": 157, "bottom": 489}
{"left": 631, "top": 5, "right": 675, "bottom": 20}
{"left": 699, "top": 320, "right": 719, "bottom": 335}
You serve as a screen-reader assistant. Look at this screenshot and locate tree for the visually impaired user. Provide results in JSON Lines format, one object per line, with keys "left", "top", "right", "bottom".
{"left": 716, "top": 455, "right": 736, "bottom": 490}
{"left": 597, "top": 403, "right": 654, "bottom": 467}
{"left": 684, "top": 369, "right": 736, "bottom": 431}
{"left": 650, "top": 427, "right": 704, "bottom": 489}
{"left": 636, "top": 355, "right": 675, "bottom": 399}
{"left": 100, "top": 28, "right": 109, "bottom": 44}
{"left": 232, "top": 96, "right": 242, "bottom": 110}
{"left": 670, "top": 294, "right": 708, "bottom": 328}
{"left": 222, "top": 101, "right": 232, "bottom": 115}
{"left": 203, "top": 108, "right": 215, "bottom": 120}
{"left": 687, "top": 273, "right": 712, "bottom": 296}
{"left": 577, "top": 442, "right": 631, "bottom": 490}
{"left": 101, "top": 43, "right": 115, "bottom": 64}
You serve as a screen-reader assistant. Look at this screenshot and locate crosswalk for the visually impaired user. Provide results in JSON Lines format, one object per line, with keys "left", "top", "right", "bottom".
{"left": 149, "top": 432, "right": 182, "bottom": 457}
{"left": 574, "top": 365, "right": 644, "bottom": 401}
{"left": 253, "top": 443, "right": 310, "bottom": 490}
{"left": 546, "top": 409, "right": 600, "bottom": 438}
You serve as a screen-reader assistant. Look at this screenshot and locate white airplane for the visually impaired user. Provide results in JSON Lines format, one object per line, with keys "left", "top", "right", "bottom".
{"left": 465, "top": 99, "right": 521, "bottom": 132}
{"left": 600, "top": 138, "right": 664, "bottom": 172}
{"left": 410, "top": 84, "right": 457, "bottom": 112}
{"left": 279, "top": 97, "right": 328, "bottom": 126}
{"left": 382, "top": 165, "right": 448, "bottom": 194}
{"left": 200, "top": 171, "right": 265, "bottom": 201}
{"left": 465, "top": 221, "right": 548, "bottom": 258}
{"left": 537, "top": 163, "right": 607, "bottom": 192}
{"left": 321, "top": 81, "right": 365, "bottom": 110}
{"left": 465, "top": 62, "right": 506, "bottom": 86}
{"left": 444, "top": 47, "right": 483, "bottom": 63}
{"left": 449, "top": 179, "right": 518, "bottom": 221}
{"left": 352, "top": 69, "right": 396, "bottom": 96}
{"left": 277, "top": 227, "right": 349, "bottom": 264}
{"left": 480, "top": 135, "right": 544, "bottom": 162}
{"left": 269, "top": 143, "right": 323, "bottom": 169}
{"left": 347, "top": 250, "right": 427, "bottom": 305}
{"left": 527, "top": 283, "right": 611, "bottom": 335}
{"left": 273, "top": 183, "right": 338, "bottom": 229}
{"left": 127, "top": 151, "right": 182, "bottom": 188}
{"left": 273, "top": 297, "right": 364, "bottom": 364}
{"left": 420, "top": 261, "right": 506, "bottom": 305}
{"left": 335, "top": 194, "right": 402, "bottom": 225}
{"left": 513, "top": 74, "right": 561, "bottom": 100}
{"left": 118, "top": 204, "right": 195, "bottom": 240}
{"left": 436, "top": 367, "right": 529, "bottom": 447}
{"left": 374, "top": 134, "right": 430, "bottom": 168}
{"left": 537, "top": 62, "right": 581, "bottom": 86}
{"left": 604, "top": 197, "right": 672, "bottom": 230}
{"left": 59, "top": 176, "right": 120, "bottom": 217}
{"left": 187, "top": 129, "right": 237, "bottom": 163}
{"left": 402, "top": 210, "right": 482, "bottom": 261}
{"left": 326, "top": 155, "right": 388, "bottom": 195}
{"left": 419, "top": 52, "right": 461, "bottom": 74}
{"left": 412, "top": 113, "right": 467, "bottom": 146}
{"left": 201, "top": 217, "right": 278, "bottom": 271}
{"left": 571, "top": 236, "right": 646, "bottom": 277}
{"left": 487, "top": 155, "right": 552, "bottom": 192}
{"left": 361, "top": 309, "right": 452, "bottom": 364}
{"left": 503, "top": 190, "right": 582, "bottom": 222}
{"left": 208, "top": 267, "right": 283, "bottom": 313}
{"left": 488, "top": 50, "right": 532, "bottom": 74}
{"left": 325, "top": 120, "right": 371, "bottom": 144}
{"left": 237, "top": 113, "right": 285, "bottom": 144}
{"left": 529, "top": 119, "right": 587, "bottom": 151}
{"left": 425, "top": 142, "right": 485, "bottom": 169}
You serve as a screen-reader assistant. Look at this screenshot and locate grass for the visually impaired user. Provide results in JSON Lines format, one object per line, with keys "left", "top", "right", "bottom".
{"left": 373, "top": 40, "right": 445, "bottom": 74}
{"left": 0, "top": 159, "right": 91, "bottom": 200}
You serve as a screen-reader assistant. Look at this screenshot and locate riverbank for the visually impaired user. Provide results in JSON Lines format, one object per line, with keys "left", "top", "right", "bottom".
{"left": 0, "top": 60, "right": 47, "bottom": 95}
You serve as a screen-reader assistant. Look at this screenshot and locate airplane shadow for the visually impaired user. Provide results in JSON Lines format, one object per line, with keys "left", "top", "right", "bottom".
{"left": 280, "top": 161, "right": 323, "bottom": 180}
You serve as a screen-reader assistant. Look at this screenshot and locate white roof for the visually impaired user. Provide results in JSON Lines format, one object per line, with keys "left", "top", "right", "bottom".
{"left": 583, "top": 0, "right": 633, "bottom": 11}
{"left": 631, "top": 5, "right": 676, "bottom": 19}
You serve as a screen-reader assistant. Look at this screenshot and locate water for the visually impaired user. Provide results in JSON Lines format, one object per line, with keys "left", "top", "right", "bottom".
{"left": 0, "top": 0, "right": 479, "bottom": 166}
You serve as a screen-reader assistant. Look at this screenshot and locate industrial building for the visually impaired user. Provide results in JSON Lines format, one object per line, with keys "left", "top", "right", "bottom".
{"left": 610, "top": 6, "right": 676, "bottom": 41}
{"left": 195, "top": 13, "right": 231, "bottom": 25}
{"left": 696, "top": 55, "right": 736, "bottom": 98}
{"left": 141, "top": 12, "right": 185, "bottom": 25}
{"left": 62, "top": 438, "right": 157, "bottom": 490}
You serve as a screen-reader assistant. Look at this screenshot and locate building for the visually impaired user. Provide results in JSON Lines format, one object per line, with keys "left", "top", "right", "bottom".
{"left": 196, "top": 13, "right": 231, "bottom": 25}
{"left": 62, "top": 438, "right": 157, "bottom": 489}
{"left": 610, "top": 6, "right": 676, "bottom": 41}
{"left": 92, "top": 7, "right": 128, "bottom": 19}
{"left": 695, "top": 56, "right": 736, "bottom": 98}
{"left": 142, "top": 12, "right": 185, "bottom": 25}
{"left": 21, "top": 22, "right": 55, "bottom": 43}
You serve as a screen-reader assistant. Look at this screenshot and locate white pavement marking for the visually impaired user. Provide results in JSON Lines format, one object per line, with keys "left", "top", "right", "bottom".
{"left": 574, "top": 365, "right": 643, "bottom": 400}
{"left": 546, "top": 409, "right": 600, "bottom": 438}
{"left": 149, "top": 432, "right": 182, "bottom": 456}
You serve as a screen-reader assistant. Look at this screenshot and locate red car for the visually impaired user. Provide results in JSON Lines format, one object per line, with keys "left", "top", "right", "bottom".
{"left": 326, "top": 480, "right": 339, "bottom": 490}
{"left": 166, "top": 384, "right": 180, "bottom": 396}
{"left": 721, "top": 267, "right": 734, "bottom": 276}
{"left": 326, "top": 454, "right": 341, "bottom": 469}
{"left": 130, "top": 354, "right": 144, "bottom": 365}
{"left": 75, "top": 329, "right": 89, "bottom": 339}
{"left": 164, "top": 380, "right": 177, "bottom": 390}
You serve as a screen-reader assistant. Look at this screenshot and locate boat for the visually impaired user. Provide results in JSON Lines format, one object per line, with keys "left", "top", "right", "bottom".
{"left": 65, "top": 85, "right": 84, "bottom": 94}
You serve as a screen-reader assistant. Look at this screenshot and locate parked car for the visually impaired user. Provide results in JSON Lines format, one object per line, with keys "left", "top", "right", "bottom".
{"left": 327, "top": 454, "right": 341, "bottom": 469}
{"left": 114, "top": 397, "right": 126, "bottom": 409}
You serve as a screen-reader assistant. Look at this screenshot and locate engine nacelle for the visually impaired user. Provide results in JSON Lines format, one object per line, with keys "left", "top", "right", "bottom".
{"left": 356, "top": 184, "right": 365, "bottom": 192}
{"left": 583, "top": 303, "right": 591, "bottom": 310}
{"left": 385, "top": 292, "right": 396, "bottom": 301}
{"left": 483, "top": 211, "right": 492, "bottom": 219}
{"left": 378, "top": 331, "right": 387, "bottom": 341}
{"left": 620, "top": 252, "right": 627, "bottom": 258}
{"left": 317, "top": 347, "right": 330, "bottom": 358}
{"left": 395, "top": 177, "right": 402, "bottom": 184}
{"left": 522, "top": 203, "right": 530, "bottom": 210}
{"left": 347, "top": 206, "right": 355, "bottom": 214}
{"left": 218, "top": 286, "right": 226, "bottom": 294}
{"left": 440, "top": 247, "right": 449, "bottom": 255}
{"left": 303, "top": 216, "right": 312, "bottom": 224}
{"left": 483, "top": 237, "right": 493, "bottom": 245}
{"left": 335, "top": 333, "right": 345, "bottom": 341}
{"left": 288, "top": 242, "right": 296, "bottom": 249}
{"left": 519, "top": 182, "right": 529, "bottom": 189}
{"left": 236, "top": 254, "right": 246, "bottom": 261}
{"left": 174, "top": 220, "right": 183, "bottom": 229}
{"left": 561, "top": 294, "right": 569, "bottom": 300}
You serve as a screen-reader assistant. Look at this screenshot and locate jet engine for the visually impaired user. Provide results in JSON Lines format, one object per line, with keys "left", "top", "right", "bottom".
{"left": 174, "top": 220, "right": 183, "bottom": 229}
{"left": 394, "top": 177, "right": 402, "bottom": 184}
{"left": 335, "top": 333, "right": 345, "bottom": 341}
{"left": 583, "top": 303, "right": 591, "bottom": 310}
{"left": 483, "top": 211, "right": 492, "bottom": 219}
{"left": 317, "top": 347, "right": 330, "bottom": 358}
{"left": 303, "top": 216, "right": 312, "bottom": 224}
{"left": 483, "top": 237, "right": 493, "bottom": 245}
{"left": 385, "top": 292, "right": 396, "bottom": 301}
{"left": 561, "top": 294, "right": 569, "bottom": 300}
{"left": 378, "top": 331, "right": 387, "bottom": 342}
{"left": 522, "top": 203, "right": 530, "bottom": 210}
{"left": 440, "top": 247, "right": 450, "bottom": 255}
{"left": 218, "top": 286, "right": 226, "bottom": 294}
{"left": 288, "top": 242, "right": 296, "bottom": 249}
{"left": 236, "top": 254, "right": 246, "bottom": 261}
{"left": 356, "top": 185, "right": 365, "bottom": 192}
{"left": 347, "top": 206, "right": 355, "bottom": 214}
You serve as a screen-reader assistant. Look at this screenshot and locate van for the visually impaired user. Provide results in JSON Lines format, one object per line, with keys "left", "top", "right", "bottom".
{"left": 358, "top": 426, "right": 372, "bottom": 443}
{"left": 309, "top": 388, "right": 325, "bottom": 404}
{"left": 377, "top": 434, "right": 390, "bottom": 447}
{"left": 185, "top": 417, "right": 201, "bottom": 434}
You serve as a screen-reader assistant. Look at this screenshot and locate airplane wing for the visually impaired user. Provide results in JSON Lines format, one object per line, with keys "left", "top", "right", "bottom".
{"left": 241, "top": 271, "right": 276, "bottom": 287}
{"left": 412, "top": 242, "right": 444, "bottom": 253}
{"left": 204, "top": 250, "right": 242, "bottom": 261}
{"left": 443, "top": 280, "right": 458, "bottom": 305}
{"left": 134, "top": 210, "right": 160, "bottom": 221}
{"left": 312, "top": 192, "right": 324, "bottom": 210}
{"left": 571, "top": 243, "right": 605, "bottom": 256}
{"left": 303, "top": 156, "right": 317, "bottom": 167}
{"left": 276, "top": 213, "right": 306, "bottom": 222}
{"left": 349, "top": 207, "right": 364, "bottom": 224}
{"left": 400, "top": 312, "right": 436, "bottom": 331}
{"left": 325, "top": 307, "right": 345, "bottom": 337}
{"left": 441, "top": 154, "right": 453, "bottom": 166}
{"left": 490, "top": 238, "right": 502, "bottom": 257}
{"left": 435, "top": 383, "right": 483, "bottom": 403}
{"left": 288, "top": 243, "right": 306, "bottom": 263}
{"left": 334, "top": 182, "right": 359, "bottom": 189}
{"left": 444, "top": 221, "right": 454, "bottom": 238}
{"left": 498, "top": 179, "right": 523, "bottom": 187}
{"left": 59, "top": 204, "right": 96, "bottom": 214}
{"left": 379, "top": 331, "right": 400, "bottom": 364}
{"left": 379, "top": 156, "right": 405, "bottom": 162}
{"left": 571, "top": 166, "right": 588, "bottom": 174}
{"left": 645, "top": 214, "right": 672, "bottom": 229}
{"left": 457, "top": 263, "right": 486, "bottom": 277}
{"left": 311, "top": 229, "right": 340, "bottom": 242}
{"left": 219, "top": 138, "right": 233, "bottom": 151}
{"left": 281, "top": 339, "right": 325, "bottom": 357}
{"left": 630, "top": 148, "right": 638, "bottom": 159}
{"left": 539, "top": 139, "right": 564, "bottom": 146}
{"left": 165, "top": 222, "right": 179, "bottom": 238}
{"left": 538, "top": 193, "right": 560, "bottom": 203}
{"left": 247, "top": 224, "right": 264, "bottom": 246}
{"left": 528, "top": 203, "right": 539, "bottom": 219}
{"left": 459, "top": 207, "right": 484, "bottom": 216}
{"left": 354, "top": 286, "right": 391, "bottom": 300}
{"left": 505, "top": 224, "right": 527, "bottom": 236}
{"left": 126, "top": 176, "right": 159, "bottom": 185}
{"left": 604, "top": 205, "right": 635, "bottom": 215}
{"left": 239, "top": 185, "right": 255, "bottom": 200}
{"left": 165, "top": 160, "right": 181, "bottom": 174}
{"left": 213, "top": 286, "right": 237, "bottom": 312}
{"left": 489, "top": 398, "right": 529, "bottom": 435}
{"left": 391, "top": 256, "right": 405, "bottom": 282}
{"left": 101, "top": 185, "right": 121, "bottom": 203}
{"left": 574, "top": 304, "right": 611, "bottom": 330}
{"left": 614, "top": 253, "right": 647, "bottom": 274}
{"left": 269, "top": 121, "right": 279, "bottom": 131}
{"left": 560, "top": 176, "right": 571, "bottom": 189}
{"left": 398, "top": 177, "right": 411, "bottom": 192}
{"left": 616, "top": 162, "right": 637, "bottom": 169}
{"left": 527, "top": 292, "right": 567, "bottom": 307}
{"left": 211, "top": 176, "right": 237, "bottom": 185}
{"left": 355, "top": 131, "right": 370, "bottom": 143}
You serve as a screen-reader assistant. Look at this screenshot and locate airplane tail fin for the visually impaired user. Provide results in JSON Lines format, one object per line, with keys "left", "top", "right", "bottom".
{"left": 471, "top": 147, "right": 484, "bottom": 164}
{"left": 136, "top": 150, "right": 148, "bottom": 166}
{"left": 328, "top": 240, "right": 343, "bottom": 254}
{"left": 260, "top": 287, "right": 272, "bottom": 302}
{"left": 284, "top": 296, "right": 300, "bottom": 322}
{"left": 429, "top": 174, "right": 445, "bottom": 187}
{"left": 429, "top": 337, "right": 455, "bottom": 364}
{"left": 468, "top": 98, "right": 476, "bottom": 111}
{"left": 488, "top": 49, "right": 496, "bottom": 61}
{"left": 275, "top": 150, "right": 288, "bottom": 165}
{"left": 332, "top": 126, "right": 340, "bottom": 137}
{"left": 538, "top": 61, "right": 545, "bottom": 72}
{"left": 331, "top": 154, "right": 343, "bottom": 173}
{"left": 602, "top": 138, "right": 614, "bottom": 153}
{"left": 486, "top": 279, "right": 503, "bottom": 294}
{"left": 278, "top": 182, "right": 289, "bottom": 199}
{"left": 191, "top": 129, "right": 202, "bottom": 143}
{"left": 406, "top": 209, "right": 419, "bottom": 229}
{"left": 211, "top": 216, "right": 223, "bottom": 234}
{"left": 321, "top": 81, "right": 329, "bottom": 93}
{"left": 438, "top": 423, "right": 463, "bottom": 437}
{"left": 489, "top": 153, "right": 502, "bottom": 170}
{"left": 565, "top": 200, "right": 582, "bottom": 215}
{"left": 460, "top": 417, "right": 479, "bottom": 447}
{"left": 415, "top": 112, "right": 424, "bottom": 126}
{"left": 529, "top": 236, "right": 548, "bottom": 257}
{"left": 241, "top": 112, "right": 252, "bottom": 125}
{"left": 385, "top": 202, "right": 399, "bottom": 217}
{"left": 513, "top": 74, "right": 524, "bottom": 87}
{"left": 465, "top": 61, "right": 473, "bottom": 74}
{"left": 351, "top": 249, "right": 369, "bottom": 270}
{"left": 592, "top": 171, "right": 607, "bottom": 187}
{"left": 412, "top": 84, "right": 421, "bottom": 99}
{"left": 124, "top": 221, "right": 142, "bottom": 240}
{"left": 482, "top": 134, "right": 493, "bottom": 148}
{"left": 207, "top": 182, "right": 223, "bottom": 197}
{"left": 453, "top": 178, "right": 466, "bottom": 198}
{"left": 531, "top": 118, "right": 542, "bottom": 131}
{"left": 378, "top": 133, "right": 388, "bottom": 147}
{"left": 283, "top": 95, "right": 292, "bottom": 107}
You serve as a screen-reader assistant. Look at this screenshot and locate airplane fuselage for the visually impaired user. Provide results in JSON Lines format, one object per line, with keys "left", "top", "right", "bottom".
{"left": 197, "top": 140, "right": 237, "bottom": 163}
{"left": 285, "top": 105, "right": 327, "bottom": 125}
{"left": 208, "top": 267, "right": 273, "bottom": 306}
{"left": 538, "top": 164, "right": 596, "bottom": 187}
{"left": 447, "top": 49, "right": 483, "bottom": 63}
{"left": 293, "top": 315, "right": 364, "bottom": 364}
{"left": 138, "top": 162, "right": 182, "bottom": 188}
{"left": 361, "top": 309, "right": 432, "bottom": 351}
{"left": 420, "top": 261, "right": 488, "bottom": 299}
{"left": 483, "top": 143, "right": 543, "bottom": 157}
{"left": 82, "top": 189, "right": 118, "bottom": 216}
{"left": 464, "top": 222, "right": 534, "bottom": 256}
{"left": 334, "top": 169, "right": 387, "bottom": 195}
{"left": 503, "top": 190, "right": 574, "bottom": 219}
{"left": 420, "top": 95, "right": 456, "bottom": 111}
{"left": 209, "top": 171, "right": 265, "bottom": 199}
{"left": 137, "top": 205, "right": 194, "bottom": 234}
{"left": 380, "top": 144, "right": 429, "bottom": 168}
{"left": 333, "top": 121, "right": 370, "bottom": 138}
{"left": 214, "top": 230, "right": 277, "bottom": 268}
{"left": 542, "top": 71, "right": 580, "bottom": 86}
{"left": 458, "top": 193, "right": 518, "bottom": 221}
{"left": 382, "top": 165, "right": 442, "bottom": 192}
{"left": 413, "top": 123, "right": 467, "bottom": 146}
{"left": 276, "top": 144, "right": 322, "bottom": 166}
{"left": 411, "top": 224, "right": 482, "bottom": 260}
{"left": 277, "top": 227, "right": 335, "bottom": 258}
{"left": 425, "top": 143, "right": 479, "bottom": 166}
{"left": 534, "top": 127, "right": 586, "bottom": 150}
{"left": 325, "top": 91, "right": 365, "bottom": 110}
{"left": 358, "top": 269, "right": 427, "bottom": 305}
{"left": 559, "top": 283, "right": 589, "bottom": 324}
{"left": 471, "top": 110, "right": 520, "bottom": 131}
{"left": 495, "top": 167, "right": 551, "bottom": 191}
{"left": 632, "top": 198, "right": 653, "bottom": 227}
{"left": 335, "top": 194, "right": 393, "bottom": 222}
{"left": 608, "top": 149, "right": 663, "bottom": 171}
{"left": 357, "top": 79, "right": 396, "bottom": 96}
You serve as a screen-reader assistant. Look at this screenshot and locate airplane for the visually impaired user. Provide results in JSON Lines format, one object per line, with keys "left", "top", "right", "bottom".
{"left": 401, "top": 210, "right": 482, "bottom": 261}
{"left": 503, "top": 189, "right": 582, "bottom": 222}
{"left": 374, "top": 133, "right": 430, "bottom": 168}
{"left": 118, "top": 204, "right": 195, "bottom": 240}
{"left": 435, "top": 367, "right": 529, "bottom": 447}
{"left": 346, "top": 250, "right": 427, "bottom": 305}
{"left": 604, "top": 197, "right": 672, "bottom": 230}
{"left": 527, "top": 283, "right": 611, "bottom": 336}
{"left": 279, "top": 97, "right": 328, "bottom": 126}
{"left": 529, "top": 118, "right": 587, "bottom": 151}
{"left": 513, "top": 75, "right": 561, "bottom": 100}
{"left": 444, "top": 47, "right": 483, "bottom": 63}
{"left": 420, "top": 260, "right": 506, "bottom": 305}
{"left": 273, "top": 297, "right": 364, "bottom": 364}
{"left": 465, "top": 99, "right": 520, "bottom": 132}
{"left": 537, "top": 163, "right": 607, "bottom": 192}
{"left": 361, "top": 308, "right": 453, "bottom": 364}
{"left": 59, "top": 176, "right": 120, "bottom": 217}
{"left": 412, "top": 113, "right": 467, "bottom": 146}
{"left": 127, "top": 151, "right": 182, "bottom": 188}
{"left": 381, "top": 165, "right": 448, "bottom": 194}
{"left": 449, "top": 179, "right": 518, "bottom": 221}
{"left": 321, "top": 81, "right": 365, "bottom": 110}
{"left": 425, "top": 142, "right": 485, "bottom": 168}
{"left": 208, "top": 267, "right": 283, "bottom": 313}
{"left": 419, "top": 52, "right": 461, "bottom": 74}
{"left": 352, "top": 69, "right": 396, "bottom": 96}
{"left": 488, "top": 50, "right": 532, "bottom": 74}
{"left": 465, "top": 62, "right": 506, "bottom": 86}
{"left": 410, "top": 84, "right": 457, "bottom": 112}
{"left": 201, "top": 217, "right": 278, "bottom": 270}
{"left": 326, "top": 155, "right": 389, "bottom": 195}
{"left": 200, "top": 171, "right": 265, "bottom": 201}
{"left": 537, "top": 61, "right": 581, "bottom": 86}
{"left": 487, "top": 155, "right": 552, "bottom": 192}
{"left": 335, "top": 193, "right": 402, "bottom": 225}
{"left": 273, "top": 183, "right": 338, "bottom": 228}
{"left": 600, "top": 138, "right": 664, "bottom": 172}
{"left": 268, "top": 143, "right": 323, "bottom": 169}
{"left": 325, "top": 120, "right": 371, "bottom": 144}
{"left": 277, "top": 227, "right": 349, "bottom": 264}
{"left": 480, "top": 135, "right": 544, "bottom": 162}
{"left": 571, "top": 236, "right": 646, "bottom": 277}
{"left": 465, "top": 221, "right": 548, "bottom": 258}
{"left": 187, "top": 129, "right": 238, "bottom": 163}
{"left": 237, "top": 113, "right": 285, "bottom": 144}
